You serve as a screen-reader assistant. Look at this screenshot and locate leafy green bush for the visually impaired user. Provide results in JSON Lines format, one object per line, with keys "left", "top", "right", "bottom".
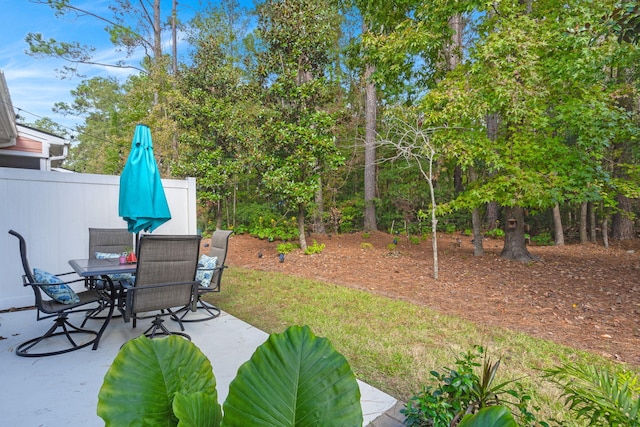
{"left": 277, "top": 242, "right": 299, "bottom": 254}
{"left": 233, "top": 203, "right": 298, "bottom": 241}
{"left": 334, "top": 199, "right": 364, "bottom": 234}
{"left": 304, "top": 240, "right": 325, "bottom": 255}
{"left": 444, "top": 224, "right": 457, "bottom": 234}
{"left": 402, "top": 346, "right": 544, "bottom": 427}
{"left": 409, "top": 235, "right": 421, "bottom": 245}
{"left": 531, "top": 232, "right": 553, "bottom": 246}
{"left": 485, "top": 228, "right": 505, "bottom": 239}
{"left": 98, "top": 326, "right": 362, "bottom": 426}
{"left": 361, "top": 242, "right": 374, "bottom": 250}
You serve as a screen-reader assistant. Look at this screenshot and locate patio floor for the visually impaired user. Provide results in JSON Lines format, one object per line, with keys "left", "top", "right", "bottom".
{"left": 0, "top": 307, "right": 405, "bottom": 426}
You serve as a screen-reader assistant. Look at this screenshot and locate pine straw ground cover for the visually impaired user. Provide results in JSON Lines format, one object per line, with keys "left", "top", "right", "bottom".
{"left": 202, "top": 232, "right": 640, "bottom": 423}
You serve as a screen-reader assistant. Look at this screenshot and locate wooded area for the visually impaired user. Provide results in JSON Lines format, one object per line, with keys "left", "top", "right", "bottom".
{"left": 26, "top": 0, "right": 640, "bottom": 262}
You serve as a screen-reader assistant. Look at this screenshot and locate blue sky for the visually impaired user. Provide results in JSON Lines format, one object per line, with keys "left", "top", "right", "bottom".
{"left": 0, "top": 0, "right": 225, "bottom": 132}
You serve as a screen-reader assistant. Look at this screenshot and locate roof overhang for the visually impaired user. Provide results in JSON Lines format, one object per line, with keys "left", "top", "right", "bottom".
{"left": 0, "top": 70, "right": 18, "bottom": 148}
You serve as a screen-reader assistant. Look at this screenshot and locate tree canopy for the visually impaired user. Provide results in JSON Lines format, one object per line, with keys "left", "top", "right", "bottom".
{"left": 23, "top": 0, "right": 640, "bottom": 260}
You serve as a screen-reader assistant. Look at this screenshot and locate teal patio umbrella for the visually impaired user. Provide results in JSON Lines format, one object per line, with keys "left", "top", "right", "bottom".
{"left": 119, "top": 124, "right": 171, "bottom": 235}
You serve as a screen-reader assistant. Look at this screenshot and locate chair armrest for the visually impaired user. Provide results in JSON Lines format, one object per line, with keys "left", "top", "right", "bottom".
{"left": 56, "top": 271, "right": 79, "bottom": 278}
{"left": 23, "top": 275, "right": 86, "bottom": 288}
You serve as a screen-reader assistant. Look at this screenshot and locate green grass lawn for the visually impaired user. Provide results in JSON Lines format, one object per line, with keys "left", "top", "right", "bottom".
{"left": 206, "top": 266, "right": 639, "bottom": 423}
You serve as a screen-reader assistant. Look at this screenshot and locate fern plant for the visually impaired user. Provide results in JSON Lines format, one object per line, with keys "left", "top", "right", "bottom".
{"left": 544, "top": 363, "right": 640, "bottom": 426}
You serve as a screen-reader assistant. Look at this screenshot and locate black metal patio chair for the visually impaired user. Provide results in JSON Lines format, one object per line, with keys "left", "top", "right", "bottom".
{"left": 8, "top": 230, "right": 114, "bottom": 357}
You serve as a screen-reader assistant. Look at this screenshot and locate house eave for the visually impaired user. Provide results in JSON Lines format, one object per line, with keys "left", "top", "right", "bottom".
{"left": 0, "top": 70, "right": 17, "bottom": 148}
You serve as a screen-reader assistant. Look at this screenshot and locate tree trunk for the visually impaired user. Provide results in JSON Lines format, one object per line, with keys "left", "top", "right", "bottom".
{"left": 171, "top": 0, "right": 178, "bottom": 76}
{"left": 552, "top": 203, "right": 564, "bottom": 246}
{"left": 589, "top": 201, "right": 597, "bottom": 243}
{"left": 612, "top": 194, "right": 635, "bottom": 240}
{"left": 363, "top": 60, "right": 377, "bottom": 231}
{"left": 468, "top": 166, "right": 484, "bottom": 256}
{"left": 580, "top": 201, "right": 588, "bottom": 243}
{"left": 314, "top": 177, "right": 326, "bottom": 234}
{"left": 297, "top": 203, "right": 308, "bottom": 251}
{"left": 472, "top": 207, "right": 484, "bottom": 256}
{"left": 453, "top": 166, "right": 463, "bottom": 194}
{"left": 153, "top": 0, "right": 162, "bottom": 61}
{"left": 500, "top": 206, "right": 539, "bottom": 262}
{"left": 484, "top": 112, "right": 500, "bottom": 230}
{"left": 602, "top": 216, "right": 609, "bottom": 248}
{"left": 447, "top": 15, "right": 464, "bottom": 197}
{"left": 486, "top": 202, "right": 500, "bottom": 230}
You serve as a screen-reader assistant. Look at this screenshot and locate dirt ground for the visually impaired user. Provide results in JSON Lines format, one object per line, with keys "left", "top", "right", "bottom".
{"left": 212, "top": 231, "right": 640, "bottom": 366}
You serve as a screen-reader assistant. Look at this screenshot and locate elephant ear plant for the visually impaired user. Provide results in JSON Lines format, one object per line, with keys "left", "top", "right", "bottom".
{"left": 97, "top": 325, "right": 363, "bottom": 426}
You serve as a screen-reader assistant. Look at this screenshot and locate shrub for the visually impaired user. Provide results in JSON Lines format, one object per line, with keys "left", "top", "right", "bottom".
{"left": 362, "top": 232, "right": 370, "bottom": 239}
{"left": 485, "top": 228, "right": 505, "bottom": 239}
{"left": 531, "top": 232, "right": 553, "bottom": 246}
{"left": 304, "top": 240, "right": 325, "bottom": 255}
{"left": 277, "top": 242, "right": 299, "bottom": 254}
{"left": 361, "top": 242, "right": 374, "bottom": 250}
{"left": 402, "top": 346, "right": 545, "bottom": 427}
{"left": 387, "top": 243, "right": 397, "bottom": 252}
{"left": 336, "top": 199, "right": 364, "bottom": 234}
{"left": 233, "top": 203, "right": 298, "bottom": 241}
{"left": 409, "top": 235, "right": 421, "bottom": 245}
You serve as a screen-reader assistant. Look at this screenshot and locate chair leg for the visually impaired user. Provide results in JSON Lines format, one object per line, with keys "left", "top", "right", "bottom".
{"left": 141, "top": 316, "right": 190, "bottom": 340}
{"left": 16, "top": 314, "right": 99, "bottom": 357}
{"left": 175, "top": 296, "right": 221, "bottom": 323}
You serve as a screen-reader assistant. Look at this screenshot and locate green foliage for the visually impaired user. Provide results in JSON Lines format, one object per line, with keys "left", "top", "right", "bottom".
{"left": 444, "top": 224, "right": 457, "bottom": 234}
{"left": 387, "top": 243, "right": 397, "bottom": 252}
{"left": 458, "top": 406, "right": 518, "bottom": 427}
{"left": 303, "top": 240, "right": 325, "bottom": 255}
{"left": 360, "top": 242, "right": 374, "bottom": 250}
{"left": 98, "top": 326, "right": 363, "bottom": 426}
{"left": 233, "top": 203, "right": 298, "bottom": 241}
{"left": 277, "top": 242, "right": 299, "bottom": 254}
{"left": 402, "top": 346, "right": 544, "bottom": 427}
{"left": 544, "top": 363, "right": 640, "bottom": 426}
{"left": 485, "top": 228, "right": 505, "bottom": 239}
{"left": 335, "top": 199, "right": 365, "bottom": 234}
{"left": 409, "top": 235, "right": 421, "bottom": 245}
{"left": 362, "top": 232, "right": 371, "bottom": 239}
{"left": 253, "top": 0, "right": 345, "bottom": 244}
{"left": 530, "top": 233, "right": 553, "bottom": 246}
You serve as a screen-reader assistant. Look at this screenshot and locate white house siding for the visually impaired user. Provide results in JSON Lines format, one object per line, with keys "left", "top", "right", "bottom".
{"left": 0, "top": 167, "right": 197, "bottom": 310}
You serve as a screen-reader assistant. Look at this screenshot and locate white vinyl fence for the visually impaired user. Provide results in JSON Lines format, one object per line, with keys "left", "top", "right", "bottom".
{"left": 0, "top": 167, "right": 197, "bottom": 310}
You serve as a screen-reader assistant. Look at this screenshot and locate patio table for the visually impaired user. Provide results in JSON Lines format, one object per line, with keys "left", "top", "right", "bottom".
{"left": 69, "top": 258, "right": 137, "bottom": 278}
{"left": 69, "top": 258, "right": 137, "bottom": 318}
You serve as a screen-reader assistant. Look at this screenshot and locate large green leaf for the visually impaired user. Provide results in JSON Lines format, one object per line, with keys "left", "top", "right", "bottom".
{"left": 221, "top": 325, "right": 362, "bottom": 427}
{"left": 174, "top": 392, "right": 222, "bottom": 427}
{"left": 458, "top": 406, "right": 518, "bottom": 427}
{"left": 98, "top": 335, "right": 220, "bottom": 427}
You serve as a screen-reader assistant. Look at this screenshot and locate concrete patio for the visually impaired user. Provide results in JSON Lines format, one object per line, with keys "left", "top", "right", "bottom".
{"left": 0, "top": 307, "right": 405, "bottom": 426}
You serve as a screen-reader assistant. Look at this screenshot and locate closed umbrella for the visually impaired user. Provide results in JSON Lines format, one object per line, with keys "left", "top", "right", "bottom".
{"left": 119, "top": 124, "right": 171, "bottom": 236}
